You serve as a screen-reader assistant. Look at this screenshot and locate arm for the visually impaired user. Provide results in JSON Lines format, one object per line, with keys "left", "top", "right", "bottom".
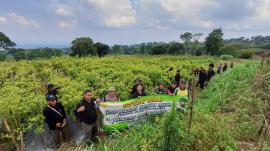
{"left": 43, "top": 108, "right": 56, "bottom": 128}
{"left": 58, "top": 102, "right": 67, "bottom": 119}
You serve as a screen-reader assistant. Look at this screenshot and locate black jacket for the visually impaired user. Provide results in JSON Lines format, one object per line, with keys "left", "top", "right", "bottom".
{"left": 198, "top": 71, "right": 207, "bottom": 83}
{"left": 74, "top": 99, "right": 97, "bottom": 125}
{"left": 43, "top": 102, "right": 66, "bottom": 130}
{"left": 129, "top": 92, "right": 147, "bottom": 99}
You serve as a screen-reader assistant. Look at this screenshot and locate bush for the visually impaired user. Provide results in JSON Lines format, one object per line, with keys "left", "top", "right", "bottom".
{"left": 219, "top": 55, "right": 234, "bottom": 60}
{"left": 0, "top": 52, "right": 7, "bottom": 61}
{"left": 239, "top": 49, "right": 255, "bottom": 59}
{"left": 219, "top": 45, "right": 240, "bottom": 57}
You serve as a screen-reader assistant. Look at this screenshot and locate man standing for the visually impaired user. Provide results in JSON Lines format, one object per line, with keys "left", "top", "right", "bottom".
{"left": 174, "top": 69, "right": 181, "bottom": 86}
{"left": 74, "top": 90, "right": 98, "bottom": 143}
{"left": 43, "top": 95, "right": 70, "bottom": 148}
{"left": 197, "top": 67, "right": 207, "bottom": 89}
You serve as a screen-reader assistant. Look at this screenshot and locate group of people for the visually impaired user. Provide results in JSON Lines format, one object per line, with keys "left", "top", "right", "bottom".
{"left": 43, "top": 79, "right": 189, "bottom": 147}
{"left": 42, "top": 62, "right": 233, "bottom": 148}
{"left": 192, "top": 62, "right": 233, "bottom": 89}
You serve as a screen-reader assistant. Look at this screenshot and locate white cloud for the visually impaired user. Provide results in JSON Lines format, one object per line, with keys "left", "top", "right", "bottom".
{"left": 7, "top": 13, "right": 39, "bottom": 28}
{"left": 248, "top": 0, "right": 270, "bottom": 22}
{"left": 0, "top": 16, "right": 6, "bottom": 23}
{"left": 85, "top": 0, "right": 136, "bottom": 28}
{"left": 59, "top": 20, "right": 77, "bottom": 29}
{"left": 160, "top": 0, "right": 217, "bottom": 18}
{"left": 55, "top": 5, "right": 74, "bottom": 17}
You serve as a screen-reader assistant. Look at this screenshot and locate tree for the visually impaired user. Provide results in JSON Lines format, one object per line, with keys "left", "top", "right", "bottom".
{"left": 95, "top": 42, "right": 109, "bottom": 57}
{"left": 205, "top": 28, "right": 224, "bottom": 55}
{"left": 112, "top": 45, "right": 123, "bottom": 54}
{"left": 70, "top": 37, "right": 97, "bottom": 57}
{"left": 180, "top": 32, "right": 193, "bottom": 55}
{"left": 191, "top": 33, "right": 203, "bottom": 55}
{"left": 0, "top": 32, "right": 16, "bottom": 49}
{"left": 166, "top": 42, "right": 184, "bottom": 54}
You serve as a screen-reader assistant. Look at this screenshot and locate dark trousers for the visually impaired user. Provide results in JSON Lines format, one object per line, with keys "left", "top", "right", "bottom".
{"left": 80, "top": 122, "right": 98, "bottom": 143}
{"left": 49, "top": 125, "right": 71, "bottom": 148}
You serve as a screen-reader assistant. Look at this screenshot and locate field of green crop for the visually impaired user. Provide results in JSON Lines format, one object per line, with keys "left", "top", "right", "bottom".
{"left": 0, "top": 55, "right": 263, "bottom": 151}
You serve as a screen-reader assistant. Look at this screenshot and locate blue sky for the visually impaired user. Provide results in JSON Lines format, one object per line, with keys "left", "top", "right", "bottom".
{"left": 1, "top": 0, "right": 270, "bottom": 48}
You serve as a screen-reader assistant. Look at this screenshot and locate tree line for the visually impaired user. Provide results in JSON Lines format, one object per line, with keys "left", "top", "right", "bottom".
{"left": 1, "top": 28, "right": 269, "bottom": 61}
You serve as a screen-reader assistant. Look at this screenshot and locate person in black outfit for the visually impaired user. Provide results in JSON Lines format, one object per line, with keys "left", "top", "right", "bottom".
{"left": 129, "top": 84, "right": 147, "bottom": 99}
{"left": 223, "top": 63, "right": 228, "bottom": 72}
{"left": 131, "top": 78, "right": 142, "bottom": 94}
{"left": 74, "top": 90, "right": 98, "bottom": 143}
{"left": 174, "top": 69, "right": 181, "bottom": 86}
{"left": 197, "top": 67, "right": 207, "bottom": 89}
{"left": 230, "top": 62, "right": 234, "bottom": 68}
{"left": 209, "top": 62, "right": 215, "bottom": 69}
{"left": 43, "top": 95, "right": 71, "bottom": 147}
{"left": 207, "top": 67, "right": 215, "bottom": 81}
{"left": 167, "top": 81, "right": 178, "bottom": 95}
{"left": 46, "top": 83, "right": 61, "bottom": 101}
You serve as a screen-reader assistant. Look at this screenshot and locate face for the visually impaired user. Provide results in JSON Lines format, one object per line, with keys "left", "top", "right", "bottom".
{"left": 179, "top": 83, "right": 186, "bottom": 90}
{"left": 48, "top": 99, "right": 57, "bottom": 106}
{"left": 172, "top": 83, "right": 177, "bottom": 88}
{"left": 159, "top": 84, "right": 165, "bottom": 89}
{"left": 136, "top": 85, "right": 143, "bottom": 92}
{"left": 109, "top": 91, "right": 116, "bottom": 96}
{"left": 84, "top": 92, "right": 93, "bottom": 101}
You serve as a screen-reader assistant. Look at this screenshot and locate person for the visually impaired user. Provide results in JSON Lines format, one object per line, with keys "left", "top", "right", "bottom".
{"left": 223, "top": 63, "right": 228, "bottom": 72}
{"left": 174, "top": 69, "right": 181, "bottom": 86}
{"left": 190, "top": 68, "right": 199, "bottom": 77}
{"left": 43, "top": 95, "right": 71, "bottom": 148}
{"left": 174, "top": 81, "right": 188, "bottom": 99}
{"left": 131, "top": 78, "right": 142, "bottom": 94}
{"left": 46, "top": 83, "right": 61, "bottom": 101}
{"left": 197, "top": 67, "right": 207, "bottom": 89}
{"left": 74, "top": 90, "right": 98, "bottom": 143}
{"left": 209, "top": 62, "right": 215, "bottom": 69}
{"left": 102, "top": 87, "right": 120, "bottom": 102}
{"left": 167, "top": 81, "right": 178, "bottom": 95}
{"left": 207, "top": 67, "right": 215, "bottom": 81}
{"left": 129, "top": 84, "right": 147, "bottom": 99}
{"left": 217, "top": 64, "right": 222, "bottom": 74}
{"left": 230, "top": 62, "right": 234, "bottom": 68}
{"left": 155, "top": 82, "right": 167, "bottom": 94}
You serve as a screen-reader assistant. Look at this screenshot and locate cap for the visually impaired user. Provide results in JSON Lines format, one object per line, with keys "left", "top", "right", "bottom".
{"left": 47, "top": 83, "right": 54, "bottom": 89}
{"left": 108, "top": 87, "right": 116, "bottom": 92}
{"left": 46, "top": 94, "right": 56, "bottom": 101}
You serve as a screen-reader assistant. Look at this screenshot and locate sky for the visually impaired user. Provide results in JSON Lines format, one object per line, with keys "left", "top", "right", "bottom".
{"left": 1, "top": 0, "right": 270, "bottom": 48}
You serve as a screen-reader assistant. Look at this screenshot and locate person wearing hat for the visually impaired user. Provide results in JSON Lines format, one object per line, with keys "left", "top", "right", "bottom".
{"left": 74, "top": 90, "right": 98, "bottom": 143}
{"left": 167, "top": 81, "right": 178, "bottom": 95}
{"left": 43, "top": 95, "right": 70, "bottom": 148}
{"left": 102, "top": 87, "right": 120, "bottom": 102}
{"left": 155, "top": 82, "right": 167, "bottom": 94}
{"left": 46, "top": 83, "right": 61, "bottom": 101}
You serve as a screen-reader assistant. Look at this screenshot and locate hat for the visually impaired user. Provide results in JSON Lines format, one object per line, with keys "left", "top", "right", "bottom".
{"left": 47, "top": 83, "right": 54, "bottom": 89}
{"left": 46, "top": 94, "right": 56, "bottom": 101}
{"left": 108, "top": 87, "right": 116, "bottom": 92}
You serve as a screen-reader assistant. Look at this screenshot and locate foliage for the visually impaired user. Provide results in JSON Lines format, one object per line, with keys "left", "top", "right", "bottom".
{"left": 205, "top": 28, "right": 224, "bottom": 55}
{"left": 239, "top": 49, "right": 255, "bottom": 59}
{"left": 0, "top": 32, "right": 16, "bottom": 49}
{"left": 70, "top": 37, "right": 97, "bottom": 57}
{"left": 219, "top": 55, "right": 234, "bottom": 60}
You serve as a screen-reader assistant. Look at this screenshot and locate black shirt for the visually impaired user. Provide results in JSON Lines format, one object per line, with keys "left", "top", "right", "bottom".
{"left": 43, "top": 102, "right": 66, "bottom": 130}
{"left": 129, "top": 92, "right": 147, "bottom": 99}
{"left": 74, "top": 99, "right": 97, "bottom": 125}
